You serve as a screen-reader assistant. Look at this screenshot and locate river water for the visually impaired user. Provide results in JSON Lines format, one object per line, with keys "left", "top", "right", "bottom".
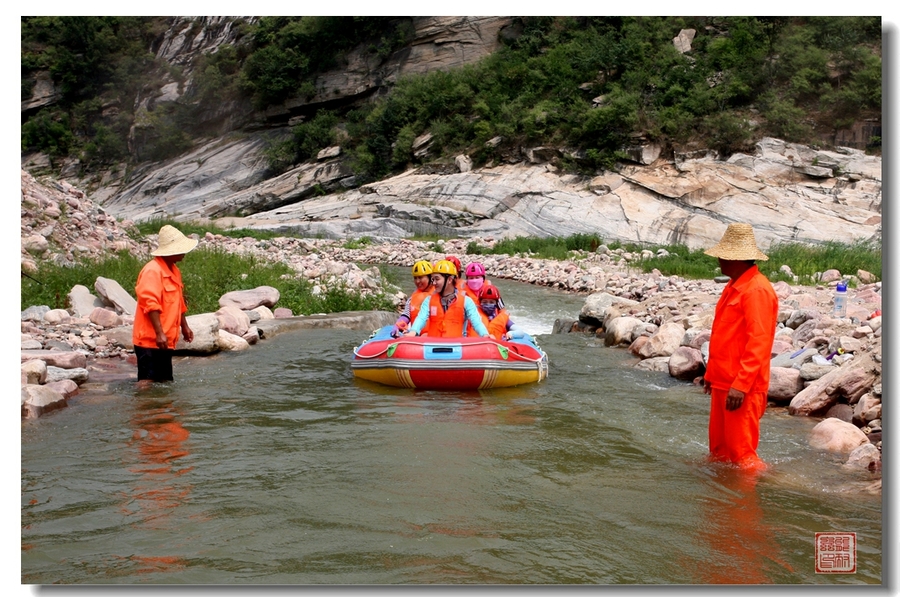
{"left": 21, "top": 274, "right": 882, "bottom": 585}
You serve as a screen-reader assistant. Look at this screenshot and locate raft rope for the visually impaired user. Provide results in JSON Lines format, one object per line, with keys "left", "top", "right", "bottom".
{"left": 352, "top": 338, "right": 546, "bottom": 363}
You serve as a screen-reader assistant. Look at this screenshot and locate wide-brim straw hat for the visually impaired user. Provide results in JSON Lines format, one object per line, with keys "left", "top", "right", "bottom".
{"left": 151, "top": 225, "right": 199, "bottom": 256}
{"left": 704, "top": 223, "right": 769, "bottom": 261}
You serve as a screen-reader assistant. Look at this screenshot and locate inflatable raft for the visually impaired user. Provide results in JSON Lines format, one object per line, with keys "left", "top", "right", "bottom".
{"left": 351, "top": 325, "right": 549, "bottom": 390}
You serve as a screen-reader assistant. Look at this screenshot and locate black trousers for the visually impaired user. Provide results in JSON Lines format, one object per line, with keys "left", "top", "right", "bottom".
{"left": 134, "top": 345, "right": 174, "bottom": 382}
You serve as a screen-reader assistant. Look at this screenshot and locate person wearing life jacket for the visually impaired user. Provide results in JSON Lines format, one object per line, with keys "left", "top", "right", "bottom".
{"left": 390, "top": 260, "right": 434, "bottom": 337}
{"left": 475, "top": 283, "right": 522, "bottom": 341}
{"left": 461, "top": 262, "right": 486, "bottom": 336}
{"left": 407, "top": 260, "right": 491, "bottom": 338}
{"left": 463, "top": 261, "right": 487, "bottom": 301}
{"left": 444, "top": 255, "right": 468, "bottom": 295}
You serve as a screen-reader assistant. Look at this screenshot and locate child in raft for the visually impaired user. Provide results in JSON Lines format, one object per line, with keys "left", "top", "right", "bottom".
{"left": 473, "top": 283, "right": 523, "bottom": 341}
{"left": 405, "top": 259, "right": 492, "bottom": 338}
{"left": 390, "top": 260, "right": 434, "bottom": 337}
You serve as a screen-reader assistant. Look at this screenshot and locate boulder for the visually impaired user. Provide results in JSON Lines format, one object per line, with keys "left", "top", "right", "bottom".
{"left": 94, "top": 276, "right": 137, "bottom": 315}
{"left": 820, "top": 269, "right": 842, "bottom": 283}
{"left": 43, "top": 308, "right": 71, "bottom": 324}
{"left": 217, "top": 329, "right": 251, "bottom": 351}
{"left": 580, "top": 292, "right": 639, "bottom": 326}
{"left": 23, "top": 234, "right": 49, "bottom": 255}
{"left": 251, "top": 305, "right": 275, "bottom": 320}
{"left": 21, "top": 359, "right": 47, "bottom": 385}
{"left": 638, "top": 322, "right": 685, "bottom": 358}
{"left": 843, "top": 443, "right": 880, "bottom": 471}
{"left": 604, "top": 316, "right": 642, "bottom": 346}
{"left": 824, "top": 403, "right": 853, "bottom": 423}
{"left": 628, "top": 336, "right": 649, "bottom": 356}
{"left": 22, "top": 336, "right": 42, "bottom": 349}
{"left": 770, "top": 338, "right": 794, "bottom": 358}
{"left": 799, "top": 362, "right": 836, "bottom": 381}
{"left": 176, "top": 313, "right": 220, "bottom": 353}
{"left": 830, "top": 364, "right": 878, "bottom": 403}
{"left": 668, "top": 346, "right": 704, "bottom": 380}
{"left": 68, "top": 284, "right": 105, "bottom": 317}
{"left": 274, "top": 307, "right": 294, "bottom": 318}
{"left": 837, "top": 336, "right": 863, "bottom": 353}
{"left": 687, "top": 330, "right": 711, "bottom": 350}
{"left": 808, "top": 418, "right": 868, "bottom": 453}
{"left": 634, "top": 356, "right": 670, "bottom": 373}
{"left": 22, "top": 306, "right": 50, "bottom": 322}
{"left": 242, "top": 326, "right": 261, "bottom": 345}
{"left": 218, "top": 286, "right": 280, "bottom": 310}
{"left": 785, "top": 309, "right": 819, "bottom": 329}
{"left": 767, "top": 367, "right": 804, "bottom": 402}
{"left": 21, "top": 385, "right": 67, "bottom": 419}
{"left": 455, "top": 154, "right": 473, "bottom": 173}
{"left": 771, "top": 280, "right": 793, "bottom": 300}
{"left": 46, "top": 366, "right": 90, "bottom": 384}
{"left": 89, "top": 307, "right": 122, "bottom": 329}
{"left": 215, "top": 305, "right": 251, "bottom": 337}
{"left": 45, "top": 379, "right": 79, "bottom": 399}
{"left": 20, "top": 350, "right": 87, "bottom": 369}
{"left": 864, "top": 406, "right": 881, "bottom": 426}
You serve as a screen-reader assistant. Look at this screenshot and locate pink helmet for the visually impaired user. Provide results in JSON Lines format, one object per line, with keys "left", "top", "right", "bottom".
{"left": 465, "top": 262, "right": 486, "bottom": 277}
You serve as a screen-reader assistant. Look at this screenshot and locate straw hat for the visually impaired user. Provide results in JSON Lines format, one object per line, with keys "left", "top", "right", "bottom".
{"left": 704, "top": 223, "right": 768, "bottom": 261}
{"left": 151, "top": 225, "right": 198, "bottom": 256}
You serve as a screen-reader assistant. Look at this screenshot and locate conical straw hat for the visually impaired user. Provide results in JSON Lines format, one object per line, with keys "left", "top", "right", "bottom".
{"left": 704, "top": 223, "right": 768, "bottom": 261}
{"left": 151, "top": 225, "right": 199, "bottom": 256}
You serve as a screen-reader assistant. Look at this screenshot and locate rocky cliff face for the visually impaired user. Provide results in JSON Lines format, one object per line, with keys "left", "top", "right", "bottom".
{"left": 95, "top": 136, "right": 881, "bottom": 251}
{"left": 142, "top": 16, "right": 515, "bottom": 127}
{"left": 24, "top": 17, "right": 882, "bottom": 251}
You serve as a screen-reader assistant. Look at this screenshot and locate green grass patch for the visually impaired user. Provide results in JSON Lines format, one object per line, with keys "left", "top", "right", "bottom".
{"left": 635, "top": 239, "right": 881, "bottom": 284}
{"left": 467, "top": 233, "right": 603, "bottom": 260}
{"left": 465, "top": 234, "right": 881, "bottom": 285}
{"left": 763, "top": 239, "right": 881, "bottom": 284}
{"left": 21, "top": 247, "right": 394, "bottom": 315}
{"left": 342, "top": 236, "right": 373, "bottom": 249}
{"left": 134, "top": 218, "right": 294, "bottom": 241}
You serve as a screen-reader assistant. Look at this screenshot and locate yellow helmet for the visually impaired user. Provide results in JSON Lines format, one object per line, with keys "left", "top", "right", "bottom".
{"left": 411, "top": 260, "right": 433, "bottom": 277}
{"left": 432, "top": 259, "right": 458, "bottom": 276}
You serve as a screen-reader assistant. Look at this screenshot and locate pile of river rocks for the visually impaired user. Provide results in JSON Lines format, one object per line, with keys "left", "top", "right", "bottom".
{"left": 20, "top": 172, "right": 882, "bottom": 487}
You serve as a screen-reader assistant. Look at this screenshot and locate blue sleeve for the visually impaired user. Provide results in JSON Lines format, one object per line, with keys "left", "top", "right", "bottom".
{"left": 464, "top": 297, "right": 489, "bottom": 337}
{"left": 409, "top": 296, "right": 430, "bottom": 334}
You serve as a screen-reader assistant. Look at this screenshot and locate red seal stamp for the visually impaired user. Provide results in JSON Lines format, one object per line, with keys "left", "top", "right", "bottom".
{"left": 815, "top": 532, "right": 857, "bottom": 574}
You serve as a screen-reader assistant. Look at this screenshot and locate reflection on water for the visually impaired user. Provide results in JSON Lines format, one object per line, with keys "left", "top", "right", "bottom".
{"left": 122, "top": 391, "right": 193, "bottom": 532}
{"left": 21, "top": 276, "right": 882, "bottom": 585}
{"left": 688, "top": 464, "right": 794, "bottom": 584}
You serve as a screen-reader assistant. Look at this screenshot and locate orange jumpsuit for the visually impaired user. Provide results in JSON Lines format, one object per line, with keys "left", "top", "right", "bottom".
{"left": 704, "top": 265, "right": 778, "bottom": 468}
{"left": 133, "top": 257, "right": 188, "bottom": 350}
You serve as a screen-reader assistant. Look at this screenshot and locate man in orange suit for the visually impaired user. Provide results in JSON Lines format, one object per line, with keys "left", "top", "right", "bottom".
{"left": 133, "top": 225, "right": 198, "bottom": 384}
{"left": 702, "top": 223, "right": 778, "bottom": 471}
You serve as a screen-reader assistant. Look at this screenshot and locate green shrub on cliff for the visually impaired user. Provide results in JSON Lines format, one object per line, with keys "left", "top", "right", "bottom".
{"left": 22, "top": 16, "right": 882, "bottom": 179}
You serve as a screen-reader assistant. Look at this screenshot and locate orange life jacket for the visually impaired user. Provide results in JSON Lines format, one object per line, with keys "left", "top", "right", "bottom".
{"left": 486, "top": 310, "right": 510, "bottom": 338}
{"left": 408, "top": 287, "right": 432, "bottom": 323}
{"left": 424, "top": 291, "right": 467, "bottom": 337}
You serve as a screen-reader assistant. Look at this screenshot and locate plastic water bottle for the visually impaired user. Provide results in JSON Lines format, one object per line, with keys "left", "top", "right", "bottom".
{"left": 833, "top": 281, "right": 848, "bottom": 318}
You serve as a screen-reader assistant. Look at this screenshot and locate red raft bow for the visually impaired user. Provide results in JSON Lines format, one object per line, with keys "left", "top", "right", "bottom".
{"left": 351, "top": 326, "right": 548, "bottom": 390}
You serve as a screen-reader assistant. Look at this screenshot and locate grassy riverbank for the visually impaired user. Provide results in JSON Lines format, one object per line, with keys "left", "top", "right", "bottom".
{"left": 465, "top": 234, "right": 881, "bottom": 283}
{"left": 20, "top": 248, "right": 395, "bottom": 314}
{"left": 22, "top": 222, "right": 880, "bottom": 314}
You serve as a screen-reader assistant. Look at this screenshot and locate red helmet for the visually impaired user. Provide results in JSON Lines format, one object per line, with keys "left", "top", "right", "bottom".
{"left": 444, "top": 255, "right": 462, "bottom": 274}
{"left": 479, "top": 284, "right": 501, "bottom": 301}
